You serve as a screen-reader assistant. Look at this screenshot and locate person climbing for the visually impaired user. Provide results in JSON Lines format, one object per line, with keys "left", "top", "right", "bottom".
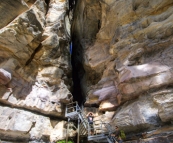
{"left": 87, "top": 112, "right": 95, "bottom": 135}
{"left": 111, "top": 126, "right": 123, "bottom": 143}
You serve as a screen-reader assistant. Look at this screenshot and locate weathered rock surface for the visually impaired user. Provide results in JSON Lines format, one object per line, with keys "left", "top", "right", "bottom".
{"left": 0, "top": 0, "right": 72, "bottom": 115}
{"left": 72, "top": 0, "right": 173, "bottom": 141}
{"left": 152, "top": 89, "right": 173, "bottom": 122}
{"left": 125, "top": 135, "right": 173, "bottom": 143}
{"left": 0, "top": 68, "right": 11, "bottom": 85}
{"left": 1, "top": 0, "right": 173, "bottom": 142}
{"left": 0, "top": 0, "right": 29, "bottom": 29}
{"left": 0, "top": 0, "right": 72, "bottom": 142}
{"left": 0, "top": 105, "right": 76, "bottom": 142}
{"left": 113, "top": 95, "right": 160, "bottom": 132}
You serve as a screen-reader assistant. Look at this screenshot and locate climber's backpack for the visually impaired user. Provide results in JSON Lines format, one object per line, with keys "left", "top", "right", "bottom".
{"left": 120, "top": 130, "right": 126, "bottom": 140}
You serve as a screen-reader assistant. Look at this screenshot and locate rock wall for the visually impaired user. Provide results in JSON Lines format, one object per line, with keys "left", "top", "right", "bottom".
{"left": 0, "top": 0, "right": 74, "bottom": 142}
{"left": 72, "top": 0, "right": 173, "bottom": 142}
{"left": 1, "top": 0, "right": 173, "bottom": 142}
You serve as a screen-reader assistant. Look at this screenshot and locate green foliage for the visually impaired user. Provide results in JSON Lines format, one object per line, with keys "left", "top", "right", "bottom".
{"left": 120, "top": 130, "right": 126, "bottom": 140}
{"left": 56, "top": 140, "right": 74, "bottom": 143}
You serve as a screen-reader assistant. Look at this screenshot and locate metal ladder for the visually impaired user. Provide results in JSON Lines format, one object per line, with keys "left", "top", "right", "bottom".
{"left": 65, "top": 102, "right": 117, "bottom": 143}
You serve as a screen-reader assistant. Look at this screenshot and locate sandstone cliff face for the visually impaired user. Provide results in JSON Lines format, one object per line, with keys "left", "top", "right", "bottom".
{"left": 72, "top": 0, "right": 173, "bottom": 142}
{"left": 1, "top": 0, "right": 173, "bottom": 142}
{"left": 0, "top": 0, "right": 74, "bottom": 142}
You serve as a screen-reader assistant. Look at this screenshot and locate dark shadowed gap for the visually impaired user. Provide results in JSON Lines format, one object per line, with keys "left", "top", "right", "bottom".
{"left": 69, "top": 0, "right": 86, "bottom": 107}
{"left": 25, "top": 43, "right": 42, "bottom": 66}
{"left": 69, "top": 0, "right": 76, "bottom": 10}
{"left": 71, "top": 37, "right": 86, "bottom": 106}
{"left": 70, "top": 0, "right": 102, "bottom": 108}
{"left": 45, "top": 0, "right": 50, "bottom": 14}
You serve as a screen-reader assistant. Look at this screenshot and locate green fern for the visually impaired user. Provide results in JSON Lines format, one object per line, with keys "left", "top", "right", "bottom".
{"left": 56, "top": 140, "right": 74, "bottom": 143}
{"left": 120, "top": 130, "right": 126, "bottom": 140}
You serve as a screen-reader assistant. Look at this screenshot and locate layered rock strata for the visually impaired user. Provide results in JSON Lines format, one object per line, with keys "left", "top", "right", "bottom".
{"left": 0, "top": 0, "right": 73, "bottom": 142}
{"left": 72, "top": 0, "right": 173, "bottom": 141}
{"left": 0, "top": 105, "right": 76, "bottom": 142}
{"left": 1, "top": 0, "right": 173, "bottom": 142}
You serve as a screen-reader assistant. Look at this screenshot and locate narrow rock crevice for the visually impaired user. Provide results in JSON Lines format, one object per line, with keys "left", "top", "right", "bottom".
{"left": 45, "top": 0, "right": 50, "bottom": 14}
{"left": 25, "top": 43, "right": 42, "bottom": 66}
{"left": 70, "top": 0, "right": 102, "bottom": 106}
{"left": 71, "top": 39, "right": 86, "bottom": 106}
